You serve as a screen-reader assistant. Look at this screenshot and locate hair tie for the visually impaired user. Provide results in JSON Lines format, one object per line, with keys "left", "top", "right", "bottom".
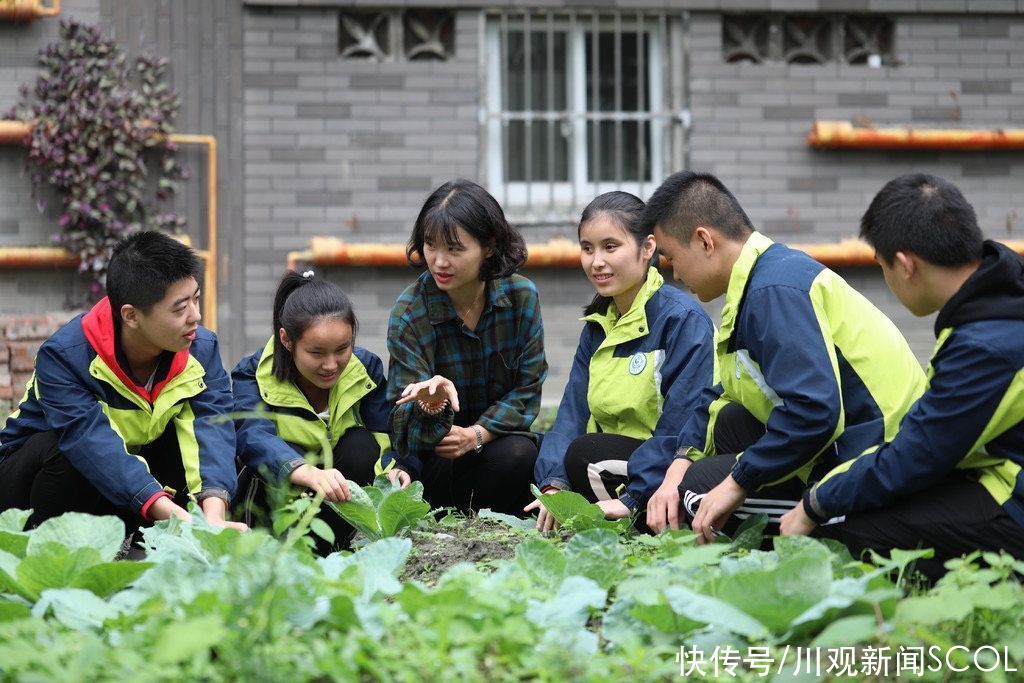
{"left": 302, "top": 270, "right": 314, "bottom": 279}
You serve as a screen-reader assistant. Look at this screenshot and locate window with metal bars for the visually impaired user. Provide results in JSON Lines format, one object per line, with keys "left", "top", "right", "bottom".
{"left": 482, "top": 11, "right": 686, "bottom": 223}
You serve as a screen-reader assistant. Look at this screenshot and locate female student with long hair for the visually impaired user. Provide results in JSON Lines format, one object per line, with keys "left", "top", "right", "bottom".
{"left": 387, "top": 178, "right": 547, "bottom": 515}
{"left": 232, "top": 271, "right": 407, "bottom": 551}
{"left": 527, "top": 191, "right": 715, "bottom": 530}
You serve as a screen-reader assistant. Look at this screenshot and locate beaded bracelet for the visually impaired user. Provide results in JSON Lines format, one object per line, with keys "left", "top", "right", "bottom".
{"left": 416, "top": 398, "right": 449, "bottom": 416}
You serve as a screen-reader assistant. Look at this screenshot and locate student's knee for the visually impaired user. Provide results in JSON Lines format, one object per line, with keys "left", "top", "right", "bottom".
{"left": 335, "top": 428, "right": 380, "bottom": 486}
{"left": 563, "top": 435, "right": 598, "bottom": 485}
{"left": 492, "top": 436, "right": 537, "bottom": 476}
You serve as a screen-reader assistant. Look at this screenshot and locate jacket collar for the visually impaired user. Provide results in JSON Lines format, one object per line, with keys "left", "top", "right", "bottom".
{"left": 422, "top": 271, "right": 512, "bottom": 326}
{"left": 717, "top": 231, "right": 774, "bottom": 351}
{"left": 934, "top": 240, "right": 1024, "bottom": 335}
{"left": 80, "top": 297, "right": 189, "bottom": 403}
{"left": 255, "top": 336, "right": 374, "bottom": 412}
{"left": 583, "top": 267, "right": 663, "bottom": 345}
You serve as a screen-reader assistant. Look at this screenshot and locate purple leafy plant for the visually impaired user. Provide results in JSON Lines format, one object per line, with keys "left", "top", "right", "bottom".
{"left": 7, "top": 19, "right": 188, "bottom": 298}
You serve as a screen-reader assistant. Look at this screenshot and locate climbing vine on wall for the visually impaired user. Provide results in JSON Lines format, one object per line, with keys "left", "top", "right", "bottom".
{"left": 6, "top": 19, "right": 187, "bottom": 296}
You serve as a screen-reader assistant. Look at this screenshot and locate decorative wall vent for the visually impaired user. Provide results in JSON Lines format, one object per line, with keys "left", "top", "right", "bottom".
{"left": 723, "top": 14, "right": 894, "bottom": 66}
{"left": 339, "top": 9, "right": 454, "bottom": 62}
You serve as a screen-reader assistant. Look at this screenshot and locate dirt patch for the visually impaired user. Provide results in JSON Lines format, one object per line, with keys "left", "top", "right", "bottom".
{"left": 401, "top": 516, "right": 525, "bottom": 585}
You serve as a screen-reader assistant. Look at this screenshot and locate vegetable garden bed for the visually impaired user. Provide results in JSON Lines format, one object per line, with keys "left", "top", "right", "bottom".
{"left": 0, "top": 482, "right": 1021, "bottom": 681}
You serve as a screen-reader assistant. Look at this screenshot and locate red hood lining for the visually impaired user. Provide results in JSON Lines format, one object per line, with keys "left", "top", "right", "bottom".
{"left": 81, "top": 297, "right": 191, "bottom": 404}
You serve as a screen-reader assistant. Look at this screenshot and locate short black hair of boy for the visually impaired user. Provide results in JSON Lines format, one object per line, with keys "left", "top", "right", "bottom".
{"left": 861, "top": 173, "right": 984, "bottom": 267}
{"left": 406, "top": 178, "right": 527, "bottom": 280}
{"left": 640, "top": 171, "right": 754, "bottom": 242}
{"left": 107, "top": 231, "right": 203, "bottom": 315}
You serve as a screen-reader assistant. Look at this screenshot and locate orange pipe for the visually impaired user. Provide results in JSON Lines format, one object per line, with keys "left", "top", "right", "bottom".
{"left": 0, "top": 247, "right": 78, "bottom": 268}
{"left": 0, "top": 0, "right": 60, "bottom": 20}
{"left": 289, "top": 237, "right": 1024, "bottom": 271}
{"left": 809, "top": 120, "right": 1024, "bottom": 151}
{"left": 0, "top": 121, "right": 218, "bottom": 331}
{"left": 0, "top": 120, "right": 31, "bottom": 144}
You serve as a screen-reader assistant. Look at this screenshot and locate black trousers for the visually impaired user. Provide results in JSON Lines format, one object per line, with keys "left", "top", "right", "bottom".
{"left": 419, "top": 434, "right": 537, "bottom": 516}
{"left": 678, "top": 402, "right": 800, "bottom": 537}
{"left": 233, "top": 426, "right": 381, "bottom": 555}
{"left": 0, "top": 428, "right": 188, "bottom": 530}
{"left": 814, "top": 473, "right": 1024, "bottom": 582}
{"left": 563, "top": 433, "right": 644, "bottom": 503}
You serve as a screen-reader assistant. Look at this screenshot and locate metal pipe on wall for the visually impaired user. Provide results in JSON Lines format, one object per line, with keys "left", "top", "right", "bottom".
{"left": 0, "top": 121, "right": 219, "bottom": 330}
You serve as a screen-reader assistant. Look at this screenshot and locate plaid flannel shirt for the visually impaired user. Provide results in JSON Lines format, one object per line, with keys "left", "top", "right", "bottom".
{"left": 386, "top": 271, "right": 547, "bottom": 475}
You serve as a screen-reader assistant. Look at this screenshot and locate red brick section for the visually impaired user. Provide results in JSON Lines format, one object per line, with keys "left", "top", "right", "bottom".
{"left": 0, "top": 313, "right": 79, "bottom": 424}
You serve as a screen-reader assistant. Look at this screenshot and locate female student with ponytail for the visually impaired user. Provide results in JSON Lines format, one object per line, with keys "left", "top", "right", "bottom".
{"left": 387, "top": 179, "right": 548, "bottom": 515}
{"left": 527, "top": 192, "right": 715, "bottom": 531}
{"left": 232, "top": 271, "right": 406, "bottom": 550}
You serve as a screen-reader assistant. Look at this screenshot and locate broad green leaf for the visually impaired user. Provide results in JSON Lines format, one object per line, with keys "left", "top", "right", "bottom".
{"left": 17, "top": 547, "right": 103, "bottom": 599}
{"left": 895, "top": 594, "right": 973, "bottom": 626}
{"left": 320, "top": 537, "right": 410, "bottom": 597}
{"left": 192, "top": 527, "right": 243, "bottom": 558}
{"left": 328, "top": 492, "right": 381, "bottom": 540}
{"left": 526, "top": 575, "right": 606, "bottom": 630}
{"left": 730, "top": 512, "right": 767, "bottom": 550}
{"left": 0, "top": 550, "right": 31, "bottom": 601}
{"left": 0, "top": 509, "right": 31, "bottom": 533}
{"left": 151, "top": 614, "right": 227, "bottom": 664}
{"left": 810, "top": 614, "right": 879, "bottom": 648}
{"left": 0, "top": 531, "right": 28, "bottom": 558}
{"left": 70, "top": 561, "right": 153, "bottom": 597}
{"left": 630, "top": 600, "right": 702, "bottom": 634}
{"left": 662, "top": 585, "right": 769, "bottom": 639}
{"left": 515, "top": 539, "right": 566, "bottom": 590}
{"left": 476, "top": 508, "right": 537, "bottom": 532}
{"left": 565, "top": 529, "right": 624, "bottom": 590}
{"left": 309, "top": 518, "right": 336, "bottom": 545}
{"left": 708, "top": 545, "right": 833, "bottom": 635}
{"left": 377, "top": 483, "right": 430, "bottom": 537}
{"left": 529, "top": 485, "right": 628, "bottom": 532}
{"left": 27, "top": 513, "right": 124, "bottom": 562}
{"left": 32, "top": 587, "right": 119, "bottom": 630}
{"left": 0, "top": 600, "right": 30, "bottom": 623}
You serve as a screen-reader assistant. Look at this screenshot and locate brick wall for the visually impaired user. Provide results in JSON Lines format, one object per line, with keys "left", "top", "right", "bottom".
{"left": 2, "top": 0, "right": 1022, "bottom": 406}
{"left": 0, "top": 312, "right": 77, "bottom": 422}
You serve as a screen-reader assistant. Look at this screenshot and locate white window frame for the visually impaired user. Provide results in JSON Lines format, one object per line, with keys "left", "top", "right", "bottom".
{"left": 481, "top": 12, "right": 681, "bottom": 223}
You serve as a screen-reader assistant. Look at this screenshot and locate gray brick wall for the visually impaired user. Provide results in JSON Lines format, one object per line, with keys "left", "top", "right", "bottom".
{"left": 0, "top": 0, "right": 1019, "bottom": 406}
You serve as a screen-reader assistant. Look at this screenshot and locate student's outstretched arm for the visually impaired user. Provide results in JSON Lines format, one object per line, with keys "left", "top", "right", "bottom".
{"left": 805, "top": 337, "right": 1017, "bottom": 523}
{"left": 534, "top": 326, "right": 594, "bottom": 492}
{"left": 33, "top": 343, "right": 166, "bottom": 517}
{"left": 386, "top": 311, "right": 453, "bottom": 476}
{"left": 623, "top": 310, "right": 715, "bottom": 510}
{"left": 184, "top": 333, "right": 239, "bottom": 505}
{"left": 231, "top": 352, "right": 306, "bottom": 482}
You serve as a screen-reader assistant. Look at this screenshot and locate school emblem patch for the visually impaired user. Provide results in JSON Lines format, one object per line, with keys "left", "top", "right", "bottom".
{"left": 628, "top": 352, "right": 647, "bottom": 375}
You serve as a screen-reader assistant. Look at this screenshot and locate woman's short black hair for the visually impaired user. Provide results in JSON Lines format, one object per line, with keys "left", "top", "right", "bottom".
{"left": 578, "top": 191, "right": 653, "bottom": 316}
{"left": 271, "top": 270, "right": 358, "bottom": 384}
{"left": 406, "top": 178, "right": 527, "bottom": 280}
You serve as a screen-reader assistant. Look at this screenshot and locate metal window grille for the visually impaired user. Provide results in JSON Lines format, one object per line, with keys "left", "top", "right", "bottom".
{"left": 481, "top": 11, "right": 687, "bottom": 224}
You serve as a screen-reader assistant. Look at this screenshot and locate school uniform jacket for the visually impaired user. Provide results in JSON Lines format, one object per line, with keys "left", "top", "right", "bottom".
{"left": 232, "top": 338, "right": 392, "bottom": 481}
{"left": 806, "top": 241, "right": 1024, "bottom": 528}
{"left": 674, "top": 232, "right": 926, "bottom": 490}
{"left": 535, "top": 268, "right": 715, "bottom": 510}
{"left": 0, "top": 297, "right": 237, "bottom": 517}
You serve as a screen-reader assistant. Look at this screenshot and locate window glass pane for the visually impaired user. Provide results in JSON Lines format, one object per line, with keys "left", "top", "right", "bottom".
{"left": 587, "top": 121, "right": 651, "bottom": 182}
{"left": 506, "top": 27, "right": 566, "bottom": 111}
{"left": 508, "top": 120, "right": 569, "bottom": 182}
{"left": 585, "top": 31, "right": 649, "bottom": 112}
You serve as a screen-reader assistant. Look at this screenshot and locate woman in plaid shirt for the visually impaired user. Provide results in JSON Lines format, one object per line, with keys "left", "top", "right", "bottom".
{"left": 386, "top": 179, "right": 548, "bottom": 515}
